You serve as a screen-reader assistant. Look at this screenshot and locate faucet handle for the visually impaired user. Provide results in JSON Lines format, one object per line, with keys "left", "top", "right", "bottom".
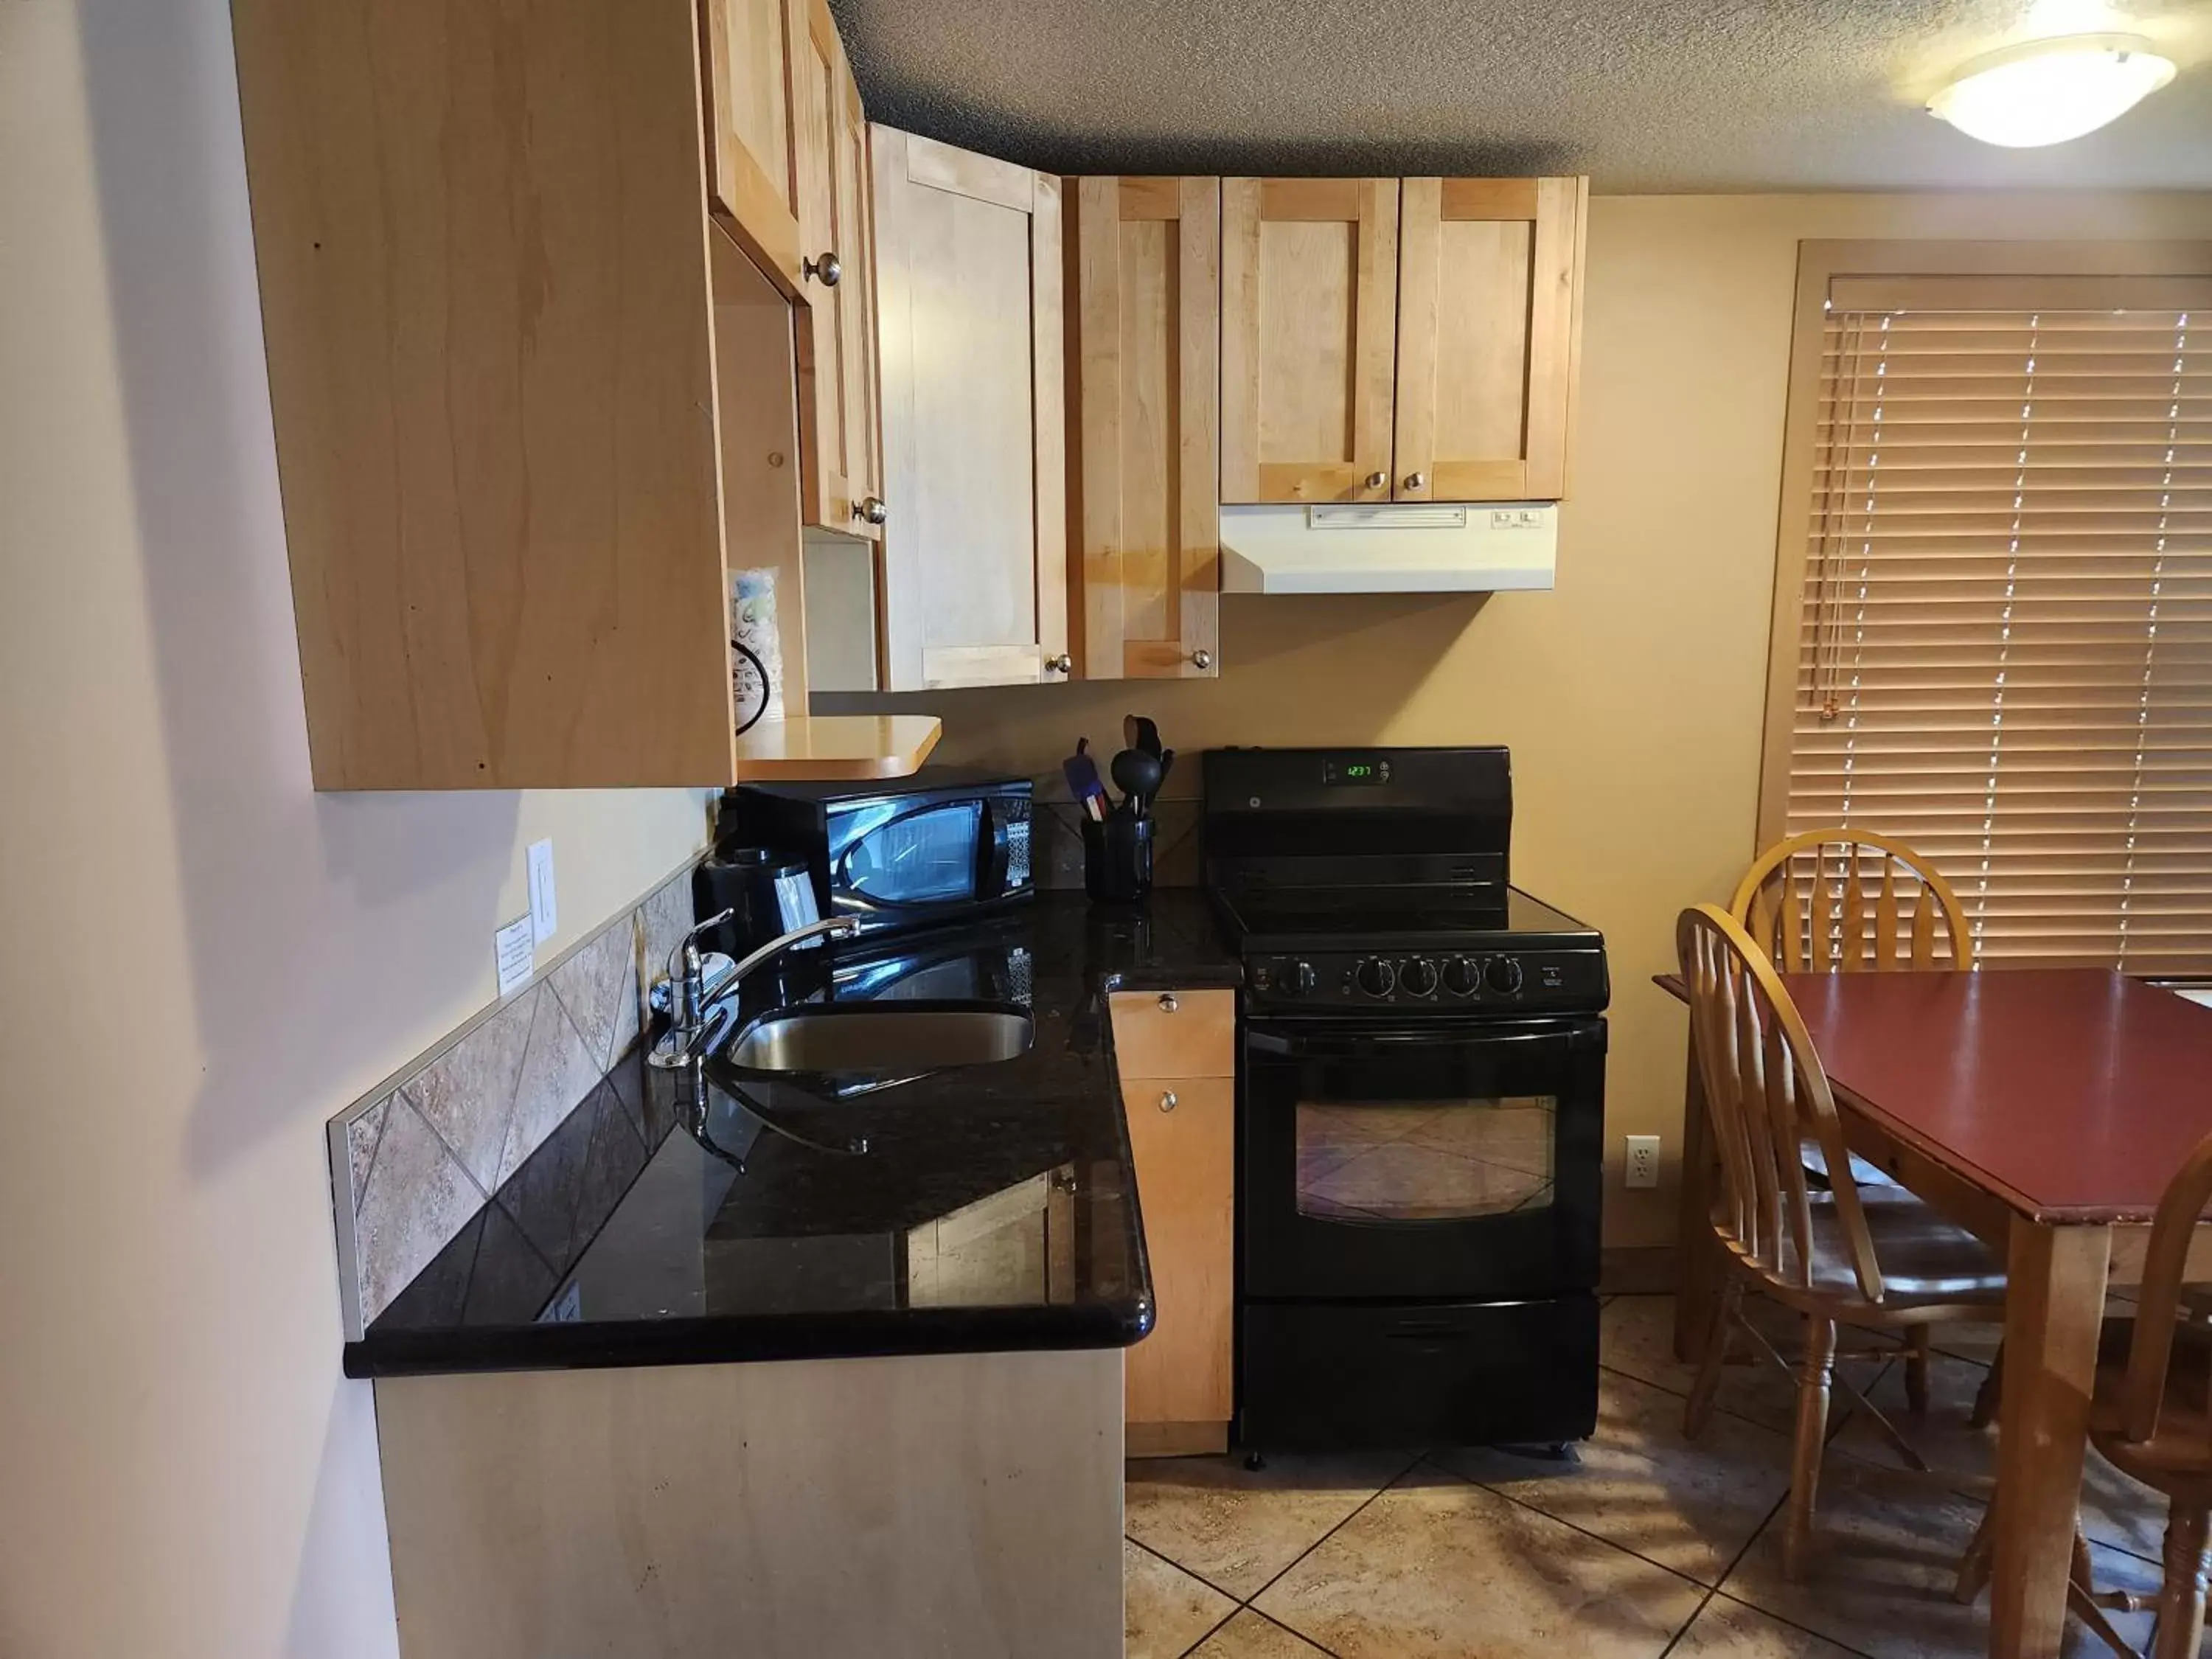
{"left": 666, "top": 908, "right": 735, "bottom": 979}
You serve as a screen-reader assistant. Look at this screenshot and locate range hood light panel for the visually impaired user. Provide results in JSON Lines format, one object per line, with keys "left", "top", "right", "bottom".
{"left": 1217, "top": 501, "right": 1559, "bottom": 595}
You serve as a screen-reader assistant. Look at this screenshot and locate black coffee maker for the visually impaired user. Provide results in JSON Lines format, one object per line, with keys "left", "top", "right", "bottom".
{"left": 691, "top": 844, "right": 820, "bottom": 963}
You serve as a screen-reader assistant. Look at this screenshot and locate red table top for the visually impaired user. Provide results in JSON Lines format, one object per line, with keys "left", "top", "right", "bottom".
{"left": 1771, "top": 970, "right": 2212, "bottom": 1225}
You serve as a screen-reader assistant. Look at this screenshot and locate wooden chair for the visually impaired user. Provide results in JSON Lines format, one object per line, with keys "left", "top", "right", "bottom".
{"left": 2086, "top": 1130, "right": 2212, "bottom": 1656}
{"left": 1954, "top": 1135, "right": 2212, "bottom": 1656}
{"left": 1729, "top": 827, "right": 1976, "bottom": 1413}
{"left": 1676, "top": 904, "right": 2008, "bottom": 1580}
{"left": 1730, "top": 827, "right": 1975, "bottom": 975}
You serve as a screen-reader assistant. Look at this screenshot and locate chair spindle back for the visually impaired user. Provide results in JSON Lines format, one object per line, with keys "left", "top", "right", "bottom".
{"left": 1677, "top": 904, "right": 1887, "bottom": 1304}
{"left": 1731, "top": 828, "right": 1973, "bottom": 975}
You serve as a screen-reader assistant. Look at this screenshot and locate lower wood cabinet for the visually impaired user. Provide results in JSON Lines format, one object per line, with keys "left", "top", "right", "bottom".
{"left": 1120, "top": 1073, "right": 1234, "bottom": 1455}
{"left": 1110, "top": 987, "right": 1236, "bottom": 1456}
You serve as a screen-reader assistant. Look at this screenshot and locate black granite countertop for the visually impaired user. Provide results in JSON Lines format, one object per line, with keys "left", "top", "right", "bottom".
{"left": 344, "top": 890, "right": 1239, "bottom": 1377}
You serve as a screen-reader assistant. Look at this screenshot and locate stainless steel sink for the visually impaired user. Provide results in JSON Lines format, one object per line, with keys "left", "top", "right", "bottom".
{"left": 720, "top": 1002, "right": 1034, "bottom": 1077}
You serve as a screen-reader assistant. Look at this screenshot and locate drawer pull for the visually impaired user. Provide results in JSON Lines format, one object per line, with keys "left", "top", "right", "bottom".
{"left": 1159, "top": 1091, "right": 1178, "bottom": 1113}
{"left": 1158, "top": 992, "right": 1178, "bottom": 1012}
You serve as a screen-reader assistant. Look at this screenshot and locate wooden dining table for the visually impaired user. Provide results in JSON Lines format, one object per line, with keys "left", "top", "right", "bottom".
{"left": 1658, "top": 966, "right": 2212, "bottom": 1658}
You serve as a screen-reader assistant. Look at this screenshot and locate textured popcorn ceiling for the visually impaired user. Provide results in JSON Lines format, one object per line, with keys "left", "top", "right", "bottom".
{"left": 832, "top": 0, "right": 2212, "bottom": 189}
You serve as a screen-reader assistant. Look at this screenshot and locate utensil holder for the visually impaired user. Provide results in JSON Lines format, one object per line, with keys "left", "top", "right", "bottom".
{"left": 1082, "top": 812, "right": 1154, "bottom": 905}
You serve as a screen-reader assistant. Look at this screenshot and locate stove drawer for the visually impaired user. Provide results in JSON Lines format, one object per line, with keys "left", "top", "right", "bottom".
{"left": 1109, "top": 988, "right": 1234, "bottom": 1078}
{"left": 1239, "top": 1295, "right": 1598, "bottom": 1451}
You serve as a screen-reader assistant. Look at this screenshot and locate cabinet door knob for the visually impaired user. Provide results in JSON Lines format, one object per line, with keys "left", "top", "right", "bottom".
{"left": 1404, "top": 472, "right": 1427, "bottom": 490}
{"left": 804, "top": 251, "right": 843, "bottom": 288}
{"left": 1363, "top": 470, "right": 1386, "bottom": 490}
{"left": 1191, "top": 648, "right": 1211, "bottom": 670}
{"left": 1046, "top": 653, "right": 1073, "bottom": 674}
{"left": 1157, "top": 992, "right": 1178, "bottom": 1012}
{"left": 852, "top": 495, "right": 887, "bottom": 526}
{"left": 1158, "top": 1091, "right": 1178, "bottom": 1113}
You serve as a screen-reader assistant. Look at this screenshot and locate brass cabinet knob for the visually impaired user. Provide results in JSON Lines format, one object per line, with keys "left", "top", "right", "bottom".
{"left": 804, "top": 251, "right": 843, "bottom": 288}
{"left": 1404, "top": 472, "right": 1427, "bottom": 490}
{"left": 1363, "top": 470, "right": 1386, "bottom": 490}
{"left": 1158, "top": 992, "right": 1178, "bottom": 1012}
{"left": 1046, "top": 653, "right": 1073, "bottom": 674}
{"left": 853, "top": 495, "right": 887, "bottom": 526}
{"left": 1159, "top": 1091, "right": 1178, "bottom": 1113}
{"left": 1191, "top": 648, "right": 1212, "bottom": 670}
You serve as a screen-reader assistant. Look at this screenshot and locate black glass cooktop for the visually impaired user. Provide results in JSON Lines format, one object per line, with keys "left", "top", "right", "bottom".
{"left": 1215, "top": 885, "right": 1596, "bottom": 947}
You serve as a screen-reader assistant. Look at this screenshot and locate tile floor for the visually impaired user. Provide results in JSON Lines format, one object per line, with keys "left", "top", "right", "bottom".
{"left": 1124, "top": 1294, "right": 2176, "bottom": 1658}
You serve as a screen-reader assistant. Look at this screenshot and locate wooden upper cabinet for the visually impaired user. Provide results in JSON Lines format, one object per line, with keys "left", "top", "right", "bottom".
{"left": 699, "top": 0, "right": 806, "bottom": 293}
{"left": 1220, "top": 178, "right": 1399, "bottom": 506}
{"left": 871, "top": 127, "right": 1066, "bottom": 690}
{"left": 1068, "top": 177, "right": 1221, "bottom": 681}
{"left": 790, "top": 0, "right": 884, "bottom": 540}
{"left": 232, "top": 0, "right": 734, "bottom": 789}
{"left": 1394, "top": 176, "right": 1587, "bottom": 502}
{"left": 229, "top": 0, "right": 939, "bottom": 789}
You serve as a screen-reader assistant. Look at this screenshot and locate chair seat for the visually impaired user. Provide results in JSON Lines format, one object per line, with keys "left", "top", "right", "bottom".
{"left": 1801, "top": 1143, "right": 1904, "bottom": 1191}
{"left": 2090, "top": 1321, "right": 2212, "bottom": 1494}
{"left": 1717, "top": 1186, "right": 2006, "bottom": 1322}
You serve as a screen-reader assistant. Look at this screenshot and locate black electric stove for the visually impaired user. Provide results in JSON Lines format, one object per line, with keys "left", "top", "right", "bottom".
{"left": 1203, "top": 746, "right": 1608, "bottom": 1453}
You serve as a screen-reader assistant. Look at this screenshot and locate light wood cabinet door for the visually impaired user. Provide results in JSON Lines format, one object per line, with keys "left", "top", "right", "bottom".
{"left": 1393, "top": 176, "right": 1587, "bottom": 502}
{"left": 1220, "top": 178, "right": 1398, "bottom": 506}
{"left": 1106, "top": 988, "right": 1235, "bottom": 1078}
{"left": 871, "top": 126, "right": 1067, "bottom": 690}
{"left": 1121, "top": 1074, "right": 1235, "bottom": 1441}
{"left": 700, "top": 0, "right": 805, "bottom": 293}
{"left": 1069, "top": 176, "right": 1220, "bottom": 681}
{"left": 790, "top": 0, "right": 883, "bottom": 540}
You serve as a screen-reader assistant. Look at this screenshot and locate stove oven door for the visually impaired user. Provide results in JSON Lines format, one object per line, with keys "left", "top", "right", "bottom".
{"left": 1242, "top": 1015, "right": 1604, "bottom": 1302}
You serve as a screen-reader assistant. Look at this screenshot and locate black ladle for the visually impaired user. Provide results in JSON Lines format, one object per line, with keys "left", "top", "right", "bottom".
{"left": 1110, "top": 747, "right": 1164, "bottom": 816}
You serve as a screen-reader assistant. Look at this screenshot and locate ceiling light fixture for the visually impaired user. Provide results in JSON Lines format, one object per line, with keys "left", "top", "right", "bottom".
{"left": 1928, "top": 32, "right": 2177, "bottom": 146}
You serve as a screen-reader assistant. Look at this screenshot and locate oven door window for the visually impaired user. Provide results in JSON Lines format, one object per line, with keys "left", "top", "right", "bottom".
{"left": 1295, "top": 1095, "right": 1554, "bottom": 1222}
{"left": 834, "top": 802, "right": 982, "bottom": 907}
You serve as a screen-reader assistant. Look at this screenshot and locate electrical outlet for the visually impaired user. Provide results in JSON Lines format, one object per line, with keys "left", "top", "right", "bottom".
{"left": 1624, "top": 1135, "right": 1661, "bottom": 1189}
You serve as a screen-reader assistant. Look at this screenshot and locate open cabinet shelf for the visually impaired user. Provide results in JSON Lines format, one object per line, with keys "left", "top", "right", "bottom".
{"left": 731, "top": 714, "right": 942, "bottom": 780}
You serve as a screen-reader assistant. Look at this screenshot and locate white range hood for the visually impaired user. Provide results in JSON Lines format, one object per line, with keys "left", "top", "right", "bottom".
{"left": 1218, "top": 501, "right": 1557, "bottom": 595}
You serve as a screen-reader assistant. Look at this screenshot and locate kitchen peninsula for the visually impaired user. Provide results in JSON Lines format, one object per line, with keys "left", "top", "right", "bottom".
{"left": 349, "top": 893, "right": 1234, "bottom": 1659}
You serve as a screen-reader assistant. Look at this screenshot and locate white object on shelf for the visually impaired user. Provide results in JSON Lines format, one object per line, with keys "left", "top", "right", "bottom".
{"left": 731, "top": 567, "right": 786, "bottom": 726}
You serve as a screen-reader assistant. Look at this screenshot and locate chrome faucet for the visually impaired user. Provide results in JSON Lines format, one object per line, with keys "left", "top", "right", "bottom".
{"left": 647, "top": 912, "right": 860, "bottom": 1068}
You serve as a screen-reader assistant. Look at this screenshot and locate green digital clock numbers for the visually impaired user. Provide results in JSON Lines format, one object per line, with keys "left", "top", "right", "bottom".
{"left": 1324, "top": 757, "right": 1391, "bottom": 786}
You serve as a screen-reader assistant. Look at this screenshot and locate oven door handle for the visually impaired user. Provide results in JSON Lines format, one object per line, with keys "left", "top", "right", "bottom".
{"left": 1244, "top": 1026, "right": 1570, "bottom": 1060}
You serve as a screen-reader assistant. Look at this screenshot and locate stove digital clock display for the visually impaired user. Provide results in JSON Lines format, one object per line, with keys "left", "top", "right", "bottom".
{"left": 1323, "top": 757, "right": 1392, "bottom": 786}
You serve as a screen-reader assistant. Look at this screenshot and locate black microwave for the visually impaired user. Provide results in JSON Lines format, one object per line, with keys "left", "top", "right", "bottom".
{"left": 718, "top": 770, "right": 1034, "bottom": 939}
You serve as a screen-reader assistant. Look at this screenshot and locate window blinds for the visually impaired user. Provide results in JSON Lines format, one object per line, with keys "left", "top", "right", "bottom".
{"left": 1787, "top": 274, "right": 2212, "bottom": 975}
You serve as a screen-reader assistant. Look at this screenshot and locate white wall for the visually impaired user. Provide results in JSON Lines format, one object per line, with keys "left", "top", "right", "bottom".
{"left": 0, "top": 4, "right": 709, "bottom": 1653}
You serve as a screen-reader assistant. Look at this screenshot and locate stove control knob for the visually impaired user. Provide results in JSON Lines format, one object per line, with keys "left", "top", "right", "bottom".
{"left": 1399, "top": 957, "right": 1439, "bottom": 998}
{"left": 1442, "top": 956, "right": 1482, "bottom": 998}
{"left": 1486, "top": 955, "right": 1526, "bottom": 995}
{"left": 1291, "top": 960, "right": 1318, "bottom": 996}
{"left": 1354, "top": 957, "right": 1397, "bottom": 999}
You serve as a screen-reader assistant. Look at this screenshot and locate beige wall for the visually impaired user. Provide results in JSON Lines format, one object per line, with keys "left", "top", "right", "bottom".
{"left": 6, "top": 3, "right": 2212, "bottom": 1649}
{"left": 882, "top": 187, "right": 2212, "bottom": 1251}
{"left": 0, "top": 5, "right": 709, "bottom": 1655}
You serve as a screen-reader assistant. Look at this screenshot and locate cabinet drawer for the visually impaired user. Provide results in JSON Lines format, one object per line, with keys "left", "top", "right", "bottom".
{"left": 1121, "top": 1074, "right": 1234, "bottom": 1433}
{"left": 1108, "top": 988, "right": 1234, "bottom": 1079}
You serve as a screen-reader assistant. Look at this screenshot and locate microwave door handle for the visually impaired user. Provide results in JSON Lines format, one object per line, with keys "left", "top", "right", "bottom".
{"left": 977, "top": 801, "right": 1012, "bottom": 900}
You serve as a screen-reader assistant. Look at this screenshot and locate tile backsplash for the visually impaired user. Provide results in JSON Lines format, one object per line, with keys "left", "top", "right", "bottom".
{"left": 328, "top": 861, "right": 691, "bottom": 1334}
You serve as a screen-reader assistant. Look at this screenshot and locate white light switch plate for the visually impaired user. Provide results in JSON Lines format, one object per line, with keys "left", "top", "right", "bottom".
{"left": 527, "top": 838, "right": 557, "bottom": 943}
{"left": 1625, "top": 1135, "right": 1661, "bottom": 1189}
